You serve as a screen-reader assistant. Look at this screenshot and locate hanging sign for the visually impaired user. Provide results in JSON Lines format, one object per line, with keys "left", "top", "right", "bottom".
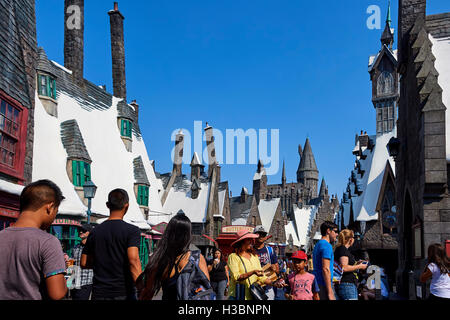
{"left": 52, "top": 218, "right": 82, "bottom": 226}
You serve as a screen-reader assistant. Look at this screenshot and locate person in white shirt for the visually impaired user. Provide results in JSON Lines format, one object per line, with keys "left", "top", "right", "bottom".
{"left": 420, "top": 243, "right": 450, "bottom": 301}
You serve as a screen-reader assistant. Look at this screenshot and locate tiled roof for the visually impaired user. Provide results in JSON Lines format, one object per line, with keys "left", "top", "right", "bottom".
{"left": 426, "top": 13, "right": 450, "bottom": 39}
{"left": 60, "top": 119, "right": 91, "bottom": 162}
{"left": 133, "top": 156, "right": 150, "bottom": 185}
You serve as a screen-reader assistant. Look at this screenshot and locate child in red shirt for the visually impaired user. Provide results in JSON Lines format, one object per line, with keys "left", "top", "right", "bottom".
{"left": 284, "top": 250, "right": 320, "bottom": 300}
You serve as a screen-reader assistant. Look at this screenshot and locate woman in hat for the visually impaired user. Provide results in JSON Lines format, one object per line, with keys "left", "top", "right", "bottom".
{"left": 227, "top": 229, "right": 277, "bottom": 300}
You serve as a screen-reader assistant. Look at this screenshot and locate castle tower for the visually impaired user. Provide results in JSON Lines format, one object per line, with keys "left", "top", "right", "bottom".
{"left": 369, "top": 1, "right": 399, "bottom": 136}
{"left": 297, "top": 138, "right": 319, "bottom": 199}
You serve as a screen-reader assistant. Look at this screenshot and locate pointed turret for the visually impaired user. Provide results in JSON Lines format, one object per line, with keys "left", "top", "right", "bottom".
{"left": 297, "top": 138, "right": 319, "bottom": 199}
{"left": 282, "top": 160, "right": 286, "bottom": 187}
{"left": 381, "top": 1, "right": 394, "bottom": 49}
{"left": 319, "top": 177, "right": 328, "bottom": 199}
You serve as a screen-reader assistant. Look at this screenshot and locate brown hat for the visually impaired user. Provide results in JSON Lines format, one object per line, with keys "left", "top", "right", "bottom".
{"left": 231, "top": 229, "right": 259, "bottom": 247}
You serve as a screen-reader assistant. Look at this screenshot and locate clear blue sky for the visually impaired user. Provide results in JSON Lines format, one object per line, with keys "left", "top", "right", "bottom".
{"left": 36, "top": 0, "right": 449, "bottom": 199}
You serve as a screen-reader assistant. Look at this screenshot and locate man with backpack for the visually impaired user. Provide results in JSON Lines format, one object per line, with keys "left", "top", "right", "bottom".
{"left": 253, "top": 225, "right": 279, "bottom": 300}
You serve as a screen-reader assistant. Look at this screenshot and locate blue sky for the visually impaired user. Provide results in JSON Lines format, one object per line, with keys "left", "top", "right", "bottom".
{"left": 35, "top": 0, "right": 449, "bottom": 199}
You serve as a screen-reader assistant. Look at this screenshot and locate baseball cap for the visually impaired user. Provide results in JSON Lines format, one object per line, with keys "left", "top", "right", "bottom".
{"left": 253, "top": 225, "right": 267, "bottom": 235}
{"left": 291, "top": 250, "right": 308, "bottom": 261}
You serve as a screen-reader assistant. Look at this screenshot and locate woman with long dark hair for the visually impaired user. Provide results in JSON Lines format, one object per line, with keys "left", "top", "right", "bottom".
{"left": 137, "top": 213, "right": 210, "bottom": 300}
{"left": 420, "top": 243, "right": 450, "bottom": 300}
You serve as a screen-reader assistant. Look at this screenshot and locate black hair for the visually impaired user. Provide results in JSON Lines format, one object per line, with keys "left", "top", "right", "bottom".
{"left": 213, "top": 247, "right": 224, "bottom": 261}
{"left": 106, "top": 188, "right": 129, "bottom": 211}
{"left": 19, "top": 179, "right": 64, "bottom": 212}
{"left": 140, "top": 214, "right": 192, "bottom": 299}
{"left": 320, "top": 221, "right": 338, "bottom": 236}
{"left": 427, "top": 243, "right": 450, "bottom": 275}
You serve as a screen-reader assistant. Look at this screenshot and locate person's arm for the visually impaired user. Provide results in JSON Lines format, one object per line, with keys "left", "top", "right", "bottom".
{"left": 339, "top": 256, "right": 367, "bottom": 272}
{"left": 199, "top": 254, "right": 210, "bottom": 281}
{"left": 322, "top": 258, "right": 335, "bottom": 300}
{"left": 127, "top": 247, "right": 142, "bottom": 283}
{"left": 42, "top": 238, "right": 68, "bottom": 300}
{"left": 225, "top": 265, "right": 230, "bottom": 286}
{"left": 80, "top": 253, "right": 94, "bottom": 269}
{"left": 45, "top": 274, "right": 68, "bottom": 300}
{"left": 420, "top": 264, "right": 433, "bottom": 283}
{"left": 228, "top": 254, "right": 259, "bottom": 282}
{"left": 313, "top": 292, "right": 320, "bottom": 300}
{"left": 208, "top": 264, "right": 213, "bottom": 272}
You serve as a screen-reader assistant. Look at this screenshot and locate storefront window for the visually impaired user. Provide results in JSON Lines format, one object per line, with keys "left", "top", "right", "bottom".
{"left": 49, "top": 225, "right": 81, "bottom": 256}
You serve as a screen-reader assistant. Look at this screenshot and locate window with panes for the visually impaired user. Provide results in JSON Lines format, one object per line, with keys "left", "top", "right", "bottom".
{"left": 376, "top": 101, "right": 395, "bottom": 134}
{"left": 72, "top": 160, "right": 91, "bottom": 187}
{"left": 0, "top": 99, "right": 20, "bottom": 167}
{"left": 37, "top": 74, "right": 56, "bottom": 99}
{"left": 120, "top": 119, "right": 132, "bottom": 138}
{"left": 137, "top": 185, "right": 149, "bottom": 207}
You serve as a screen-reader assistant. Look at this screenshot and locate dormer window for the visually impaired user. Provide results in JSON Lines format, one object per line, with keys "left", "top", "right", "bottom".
{"left": 120, "top": 119, "right": 132, "bottom": 138}
{"left": 72, "top": 160, "right": 91, "bottom": 187}
{"left": 37, "top": 74, "right": 56, "bottom": 100}
{"left": 137, "top": 185, "right": 149, "bottom": 207}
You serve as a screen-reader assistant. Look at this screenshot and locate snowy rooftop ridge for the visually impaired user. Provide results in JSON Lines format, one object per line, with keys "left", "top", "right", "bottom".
{"left": 341, "top": 131, "right": 396, "bottom": 225}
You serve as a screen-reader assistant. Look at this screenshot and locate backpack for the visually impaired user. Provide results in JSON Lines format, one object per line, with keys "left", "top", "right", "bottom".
{"left": 176, "top": 250, "right": 216, "bottom": 300}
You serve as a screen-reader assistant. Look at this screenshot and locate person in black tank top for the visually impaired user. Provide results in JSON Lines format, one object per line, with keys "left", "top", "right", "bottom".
{"left": 207, "top": 249, "right": 229, "bottom": 300}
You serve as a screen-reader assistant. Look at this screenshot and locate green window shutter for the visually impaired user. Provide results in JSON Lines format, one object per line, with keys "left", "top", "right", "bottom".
{"left": 47, "top": 76, "right": 51, "bottom": 98}
{"left": 72, "top": 160, "right": 81, "bottom": 186}
{"left": 127, "top": 121, "right": 132, "bottom": 137}
{"left": 121, "top": 119, "right": 125, "bottom": 136}
{"left": 84, "top": 162, "right": 91, "bottom": 185}
{"left": 144, "top": 186, "right": 149, "bottom": 206}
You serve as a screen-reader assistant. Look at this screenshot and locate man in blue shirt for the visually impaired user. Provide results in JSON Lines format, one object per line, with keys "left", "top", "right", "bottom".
{"left": 312, "top": 221, "right": 339, "bottom": 300}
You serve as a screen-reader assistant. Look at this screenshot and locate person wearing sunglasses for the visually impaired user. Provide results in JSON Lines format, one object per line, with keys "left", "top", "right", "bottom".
{"left": 312, "top": 221, "right": 339, "bottom": 300}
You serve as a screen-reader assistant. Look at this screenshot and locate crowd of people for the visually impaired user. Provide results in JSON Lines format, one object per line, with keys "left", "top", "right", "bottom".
{"left": 0, "top": 179, "right": 449, "bottom": 301}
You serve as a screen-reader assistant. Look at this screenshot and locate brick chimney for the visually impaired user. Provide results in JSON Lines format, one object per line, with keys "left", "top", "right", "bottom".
{"left": 108, "top": 2, "right": 127, "bottom": 100}
{"left": 64, "top": 0, "right": 84, "bottom": 85}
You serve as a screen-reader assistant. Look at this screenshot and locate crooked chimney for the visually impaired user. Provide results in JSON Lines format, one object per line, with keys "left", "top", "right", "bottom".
{"left": 108, "top": 2, "right": 127, "bottom": 101}
{"left": 64, "top": 0, "right": 84, "bottom": 85}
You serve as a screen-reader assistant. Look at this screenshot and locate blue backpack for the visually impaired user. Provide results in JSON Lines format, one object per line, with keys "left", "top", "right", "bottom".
{"left": 176, "top": 250, "right": 216, "bottom": 300}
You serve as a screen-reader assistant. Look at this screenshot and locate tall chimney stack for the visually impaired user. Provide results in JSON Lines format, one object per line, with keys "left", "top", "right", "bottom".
{"left": 108, "top": 2, "right": 127, "bottom": 101}
{"left": 64, "top": 0, "right": 84, "bottom": 85}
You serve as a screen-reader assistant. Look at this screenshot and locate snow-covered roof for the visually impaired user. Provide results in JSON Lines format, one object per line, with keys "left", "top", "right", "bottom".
{"left": 257, "top": 198, "right": 280, "bottom": 233}
{"left": 284, "top": 204, "right": 317, "bottom": 248}
{"left": 350, "top": 131, "right": 396, "bottom": 222}
{"left": 0, "top": 180, "right": 23, "bottom": 196}
{"left": 429, "top": 34, "right": 450, "bottom": 160}
{"left": 368, "top": 48, "right": 398, "bottom": 72}
{"left": 32, "top": 58, "right": 165, "bottom": 228}
{"left": 253, "top": 168, "right": 266, "bottom": 181}
{"left": 162, "top": 178, "right": 211, "bottom": 223}
{"left": 232, "top": 217, "right": 247, "bottom": 225}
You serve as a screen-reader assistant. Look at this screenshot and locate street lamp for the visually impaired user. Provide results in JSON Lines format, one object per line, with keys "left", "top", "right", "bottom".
{"left": 83, "top": 180, "right": 97, "bottom": 224}
{"left": 387, "top": 137, "right": 401, "bottom": 161}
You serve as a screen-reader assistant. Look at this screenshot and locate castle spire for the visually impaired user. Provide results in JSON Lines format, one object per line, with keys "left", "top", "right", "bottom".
{"left": 297, "top": 138, "right": 319, "bottom": 198}
{"left": 319, "top": 177, "right": 328, "bottom": 198}
{"left": 381, "top": 1, "right": 394, "bottom": 49}
{"left": 282, "top": 160, "right": 286, "bottom": 186}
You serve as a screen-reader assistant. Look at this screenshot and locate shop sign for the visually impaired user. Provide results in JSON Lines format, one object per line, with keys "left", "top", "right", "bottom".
{"left": 0, "top": 207, "right": 19, "bottom": 219}
{"left": 52, "top": 218, "right": 82, "bottom": 226}
{"left": 221, "top": 225, "right": 254, "bottom": 234}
